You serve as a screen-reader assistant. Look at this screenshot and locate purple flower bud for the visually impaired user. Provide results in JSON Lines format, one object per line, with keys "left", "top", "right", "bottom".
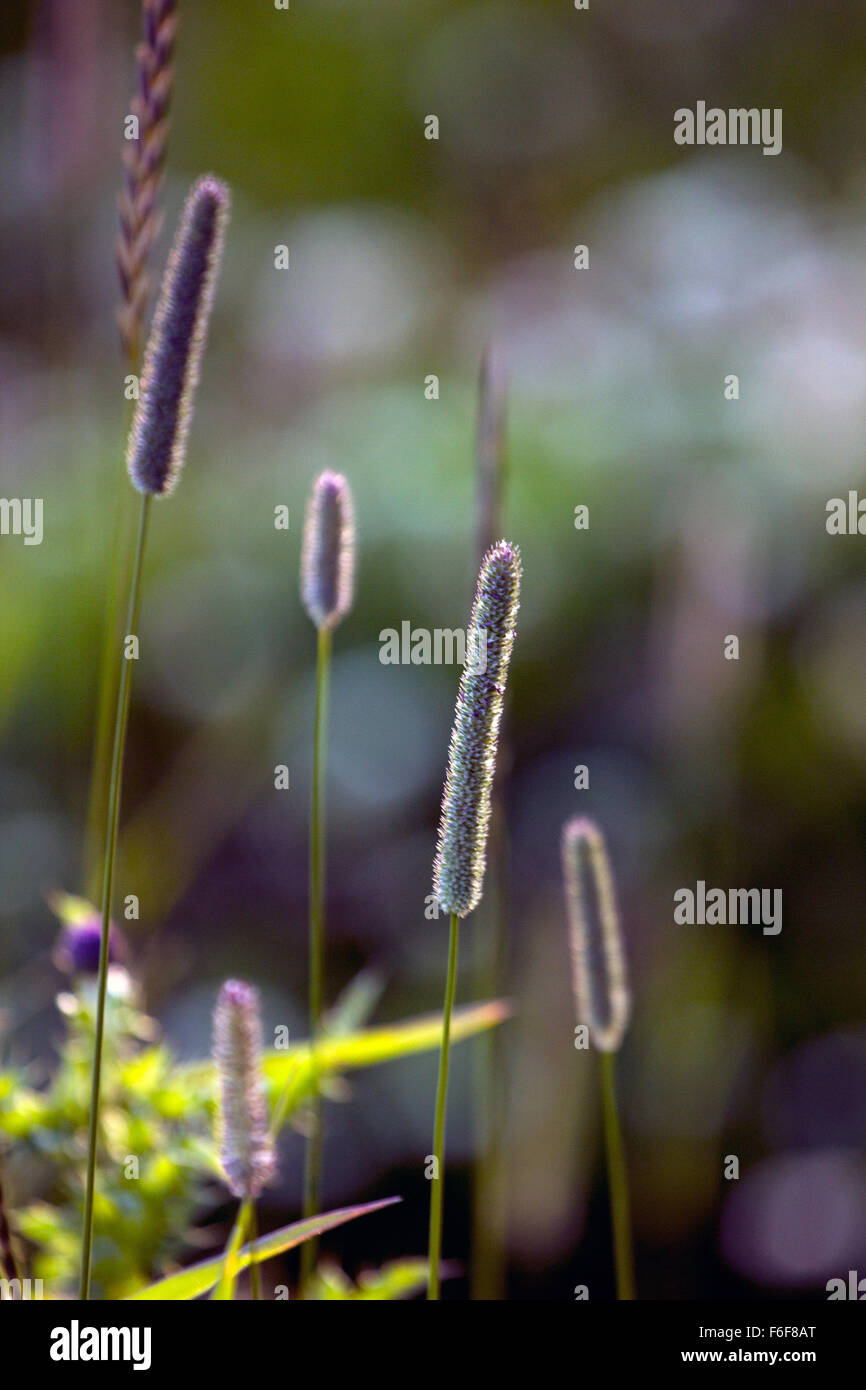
{"left": 433, "top": 540, "right": 521, "bottom": 917}
{"left": 300, "top": 471, "right": 356, "bottom": 630}
{"left": 127, "top": 174, "right": 229, "bottom": 496}
{"left": 213, "top": 979, "right": 276, "bottom": 1200}
{"left": 561, "top": 817, "right": 630, "bottom": 1052}
{"left": 56, "top": 917, "right": 124, "bottom": 976}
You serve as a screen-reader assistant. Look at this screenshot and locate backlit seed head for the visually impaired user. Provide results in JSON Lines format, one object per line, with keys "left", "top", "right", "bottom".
{"left": 433, "top": 540, "right": 521, "bottom": 918}
{"left": 213, "top": 979, "right": 276, "bottom": 1200}
{"left": 300, "top": 471, "right": 355, "bottom": 630}
{"left": 127, "top": 174, "right": 229, "bottom": 496}
{"left": 561, "top": 817, "right": 631, "bottom": 1052}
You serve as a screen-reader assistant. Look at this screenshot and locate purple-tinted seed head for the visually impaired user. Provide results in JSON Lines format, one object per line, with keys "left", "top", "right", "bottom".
{"left": 213, "top": 978, "right": 276, "bottom": 1200}
{"left": 56, "top": 917, "right": 124, "bottom": 976}
{"left": 300, "top": 471, "right": 356, "bottom": 630}
{"left": 127, "top": 174, "right": 229, "bottom": 496}
{"left": 433, "top": 540, "right": 521, "bottom": 917}
{"left": 561, "top": 817, "right": 630, "bottom": 1052}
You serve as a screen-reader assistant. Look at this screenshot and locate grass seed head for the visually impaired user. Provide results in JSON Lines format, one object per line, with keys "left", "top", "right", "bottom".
{"left": 433, "top": 539, "right": 521, "bottom": 918}
{"left": 561, "top": 817, "right": 631, "bottom": 1052}
{"left": 127, "top": 174, "right": 229, "bottom": 496}
{"left": 213, "top": 978, "right": 276, "bottom": 1200}
{"left": 300, "top": 471, "right": 356, "bottom": 630}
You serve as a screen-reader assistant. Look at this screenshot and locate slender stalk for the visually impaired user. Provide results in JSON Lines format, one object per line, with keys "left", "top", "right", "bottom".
{"left": 427, "top": 911, "right": 460, "bottom": 1300}
{"left": 214, "top": 1198, "right": 251, "bottom": 1301}
{"left": 79, "top": 493, "right": 151, "bottom": 1300}
{"left": 299, "top": 625, "right": 332, "bottom": 1295}
{"left": 471, "top": 799, "right": 508, "bottom": 1300}
{"left": 599, "top": 1050, "right": 635, "bottom": 1300}
{"left": 84, "top": 416, "right": 139, "bottom": 897}
{"left": 249, "top": 1201, "right": 262, "bottom": 1300}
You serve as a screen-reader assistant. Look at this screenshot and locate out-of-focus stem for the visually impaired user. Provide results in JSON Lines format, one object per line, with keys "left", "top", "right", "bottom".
{"left": 471, "top": 799, "right": 509, "bottom": 1299}
{"left": 428, "top": 911, "right": 461, "bottom": 1300}
{"left": 600, "top": 1050, "right": 635, "bottom": 1300}
{"left": 299, "top": 625, "right": 332, "bottom": 1295}
{"left": 471, "top": 343, "right": 509, "bottom": 1300}
{"left": 0, "top": 1172, "right": 20, "bottom": 1289}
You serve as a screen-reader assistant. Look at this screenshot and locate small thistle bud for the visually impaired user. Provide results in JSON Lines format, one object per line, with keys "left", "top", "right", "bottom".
{"left": 213, "top": 979, "right": 276, "bottom": 1200}
{"left": 56, "top": 919, "right": 124, "bottom": 977}
{"left": 433, "top": 540, "right": 521, "bottom": 917}
{"left": 48, "top": 892, "right": 125, "bottom": 976}
{"left": 561, "top": 818, "right": 631, "bottom": 1052}
{"left": 300, "top": 471, "right": 356, "bottom": 630}
{"left": 127, "top": 174, "right": 229, "bottom": 496}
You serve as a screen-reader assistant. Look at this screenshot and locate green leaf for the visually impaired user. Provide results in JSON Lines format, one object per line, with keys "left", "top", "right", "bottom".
{"left": 127, "top": 1196, "right": 402, "bottom": 1301}
{"left": 306, "top": 999, "right": 510, "bottom": 1072}
{"left": 265, "top": 999, "right": 511, "bottom": 1124}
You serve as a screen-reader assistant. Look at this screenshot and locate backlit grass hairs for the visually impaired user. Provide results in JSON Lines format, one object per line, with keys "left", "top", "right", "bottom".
{"left": 561, "top": 816, "right": 630, "bottom": 1051}
{"left": 301, "top": 471, "right": 355, "bottom": 630}
{"left": 213, "top": 980, "right": 277, "bottom": 1201}
{"left": 127, "top": 174, "right": 229, "bottom": 496}
{"left": 427, "top": 539, "right": 521, "bottom": 1300}
{"left": 433, "top": 540, "right": 522, "bottom": 917}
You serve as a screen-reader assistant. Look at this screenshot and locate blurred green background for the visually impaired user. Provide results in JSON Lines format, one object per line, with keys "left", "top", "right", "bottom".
{"left": 2, "top": 0, "right": 866, "bottom": 1297}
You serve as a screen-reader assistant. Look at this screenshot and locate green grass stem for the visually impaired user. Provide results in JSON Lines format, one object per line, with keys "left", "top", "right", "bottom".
{"left": 79, "top": 492, "right": 151, "bottom": 1300}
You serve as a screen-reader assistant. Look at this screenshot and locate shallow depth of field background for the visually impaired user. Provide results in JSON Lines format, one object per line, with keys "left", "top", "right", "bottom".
{"left": 2, "top": 0, "right": 866, "bottom": 1298}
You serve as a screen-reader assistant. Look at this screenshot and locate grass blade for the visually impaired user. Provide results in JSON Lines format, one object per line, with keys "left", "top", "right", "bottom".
{"left": 128, "top": 1196, "right": 402, "bottom": 1301}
